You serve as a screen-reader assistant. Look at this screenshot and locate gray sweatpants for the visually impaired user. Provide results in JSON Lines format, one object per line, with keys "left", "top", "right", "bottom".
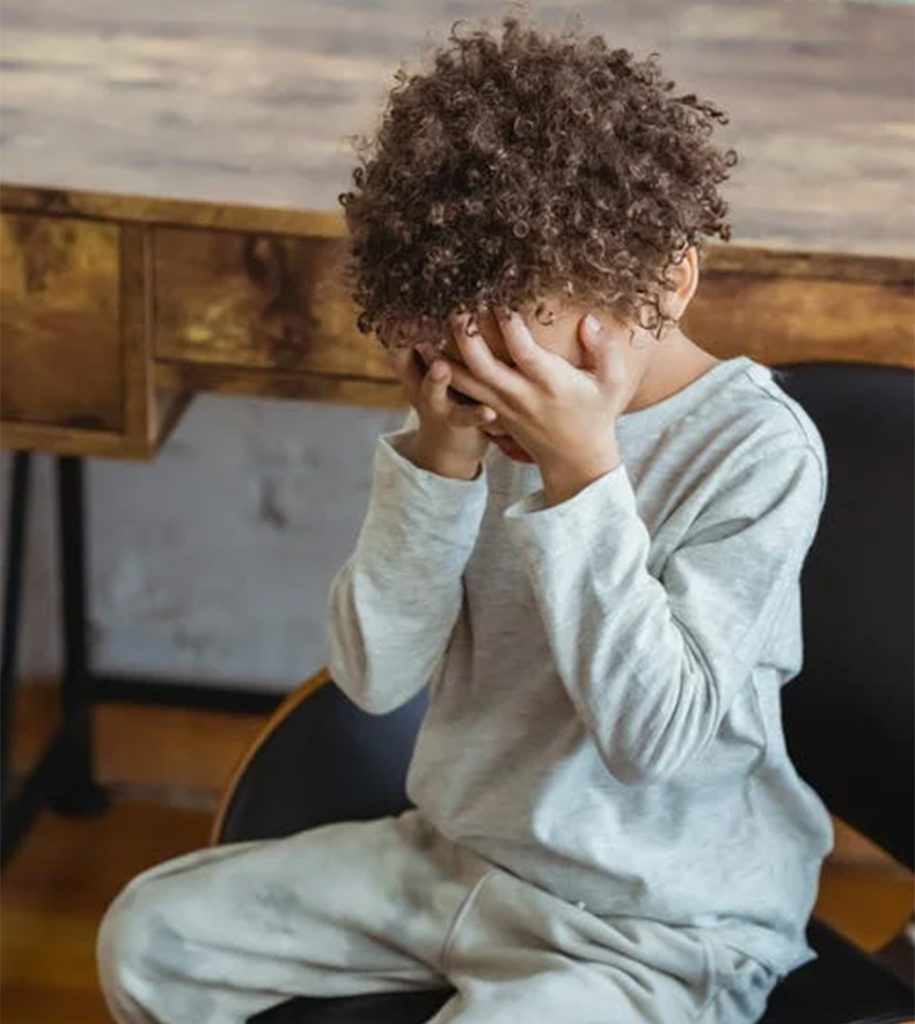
{"left": 96, "top": 808, "right": 778, "bottom": 1023}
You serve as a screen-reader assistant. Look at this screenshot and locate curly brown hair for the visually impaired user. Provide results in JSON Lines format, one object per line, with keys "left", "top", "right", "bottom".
{"left": 337, "top": 10, "right": 738, "bottom": 351}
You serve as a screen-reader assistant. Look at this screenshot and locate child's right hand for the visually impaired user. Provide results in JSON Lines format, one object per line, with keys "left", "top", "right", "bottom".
{"left": 386, "top": 344, "right": 496, "bottom": 477}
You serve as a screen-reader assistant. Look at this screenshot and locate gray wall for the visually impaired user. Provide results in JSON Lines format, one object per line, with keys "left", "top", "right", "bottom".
{"left": 1, "top": 396, "right": 406, "bottom": 693}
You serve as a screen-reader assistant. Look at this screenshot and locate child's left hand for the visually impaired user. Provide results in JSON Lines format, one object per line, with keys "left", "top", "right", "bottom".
{"left": 439, "top": 307, "right": 629, "bottom": 482}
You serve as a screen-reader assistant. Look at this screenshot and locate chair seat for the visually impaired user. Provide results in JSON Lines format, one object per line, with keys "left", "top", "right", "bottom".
{"left": 248, "top": 919, "right": 912, "bottom": 1024}
{"left": 248, "top": 987, "right": 453, "bottom": 1023}
{"left": 760, "top": 919, "right": 913, "bottom": 1024}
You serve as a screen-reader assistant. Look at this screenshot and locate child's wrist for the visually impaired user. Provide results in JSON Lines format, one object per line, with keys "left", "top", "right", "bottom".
{"left": 402, "top": 432, "right": 482, "bottom": 481}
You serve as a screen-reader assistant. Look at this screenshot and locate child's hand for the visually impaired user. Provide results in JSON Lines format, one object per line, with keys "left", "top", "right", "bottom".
{"left": 430, "top": 309, "right": 626, "bottom": 482}
{"left": 386, "top": 342, "right": 497, "bottom": 478}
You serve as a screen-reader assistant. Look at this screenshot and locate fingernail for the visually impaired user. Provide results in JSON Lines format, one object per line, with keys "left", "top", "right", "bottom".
{"left": 585, "top": 314, "right": 601, "bottom": 335}
{"left": 431, "top": 363, "right": 447, "bottom": 379}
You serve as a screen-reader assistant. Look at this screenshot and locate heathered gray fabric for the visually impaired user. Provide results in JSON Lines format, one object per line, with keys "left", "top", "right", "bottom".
{"left": 325, "top": 353, "right": 834, "bottom": 979}
{"left": 95, "top": 809, "right": 779, "bottom": 1022}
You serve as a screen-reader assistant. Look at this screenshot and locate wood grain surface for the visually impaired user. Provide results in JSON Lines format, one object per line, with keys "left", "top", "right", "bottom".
{"left": 1, "top": 0, "right": 912, "bottom": 258}
{"left": 2, "top": 175, "right": 912, "bottom": 457}
{"left": 0, "top": 212, "right": 123, "bottom": 430}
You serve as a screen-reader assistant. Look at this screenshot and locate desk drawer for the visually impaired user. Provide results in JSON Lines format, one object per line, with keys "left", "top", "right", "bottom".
{"left": 1, "top": 203, "right": 190, "bottom": 460}
{"left": 1, "top": 212, "right": 123, "bottom": 432}
{"left": 152, "top": 225, "right": 394, "bottom": 382}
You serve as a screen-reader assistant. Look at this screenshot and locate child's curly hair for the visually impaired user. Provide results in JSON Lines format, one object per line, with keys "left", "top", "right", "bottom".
{"left": 337, "top": 10, "right": 738, "bottom": 351}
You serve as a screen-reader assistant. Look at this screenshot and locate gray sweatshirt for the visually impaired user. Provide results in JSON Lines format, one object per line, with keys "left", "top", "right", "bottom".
{"left": 324, "top": 353, "right": 834, "bottom": 978}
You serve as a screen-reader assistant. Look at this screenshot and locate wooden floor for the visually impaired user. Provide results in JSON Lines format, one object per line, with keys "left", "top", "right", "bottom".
{"left": 2, "top": 688, "right": 913, "bottom": 1023}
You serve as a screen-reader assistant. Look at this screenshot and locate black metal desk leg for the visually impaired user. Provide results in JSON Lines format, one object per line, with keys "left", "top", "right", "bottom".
{"left": 1, "top": 450, "right": 32, "bottom": 812}
{"left": 50, "top": 455, "right": 109, "bottom": 816}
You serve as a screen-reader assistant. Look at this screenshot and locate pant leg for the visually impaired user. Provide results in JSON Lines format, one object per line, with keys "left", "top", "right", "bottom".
{"left": 426, "top": 861, "right": 777, "bottom": 1024}
{"left": 696, "top": 944, "right": 780, "bottom": 1024}
{"left": 96, "top": 809, "right": 490, "bottom": 1024}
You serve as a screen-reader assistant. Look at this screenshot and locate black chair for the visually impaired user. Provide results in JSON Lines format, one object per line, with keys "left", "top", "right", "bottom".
{"left": 211, "top": 362, "right": 914, "bottom": 1024}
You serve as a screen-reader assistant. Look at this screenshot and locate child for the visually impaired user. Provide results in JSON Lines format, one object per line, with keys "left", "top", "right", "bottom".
{"left": 96, "top": 12, "right": 833, "bottom": 1023}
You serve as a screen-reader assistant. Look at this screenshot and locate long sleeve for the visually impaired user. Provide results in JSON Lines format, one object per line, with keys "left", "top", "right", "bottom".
{"left": 502, "top": 438, "right": 827, "bottom": 784}
{"left": 325, "top": 406, "right": 489, "bottom": 714}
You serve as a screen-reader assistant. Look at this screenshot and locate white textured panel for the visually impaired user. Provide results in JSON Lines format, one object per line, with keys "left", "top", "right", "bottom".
{"left": 4, "top": 396, "right": 406, "bottom": 693}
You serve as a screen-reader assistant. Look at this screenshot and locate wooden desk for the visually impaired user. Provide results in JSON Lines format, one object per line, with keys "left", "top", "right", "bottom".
{"left": 2, "top": 185, "right": 912, "bottom": 460}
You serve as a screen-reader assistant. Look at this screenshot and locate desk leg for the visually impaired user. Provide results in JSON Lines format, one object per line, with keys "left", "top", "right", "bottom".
{"left": 49, "top": 456, "right": 109, "bottom": 817}
{"left": 1, "top": 453, "right": 108, "bottom": 869}
{"left": 1, "top": 450, "right": 31, "bottom": 813}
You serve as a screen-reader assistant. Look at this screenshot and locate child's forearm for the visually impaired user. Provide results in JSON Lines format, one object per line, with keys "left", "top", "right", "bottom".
{"left": 325, "top": 419, "right": 488, "bottom": 715}
{"left": 503, "top": 440, "right": 825, "bottom": 784}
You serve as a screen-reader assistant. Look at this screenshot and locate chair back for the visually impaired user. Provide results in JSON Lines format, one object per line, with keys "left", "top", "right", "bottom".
{"left": 773, "top": 361, "right": 914, "bottom": 870}
{"left": 217, "top": 675, "right": 422, "bottom": 843}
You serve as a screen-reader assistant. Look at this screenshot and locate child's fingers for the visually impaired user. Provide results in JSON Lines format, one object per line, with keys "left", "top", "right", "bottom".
{"left": 422, "top": 357, "right": 453, "bottom": 416}
{"left": 449, "top": 402, "right": 496, "bottom": 430}
{"left": 421, "top": 360, "right": 492, "bottom": 426}
{"left": 387, "top": 347, "right": 425, "bottom": 407}
{"left": 392, "top": 345, "right": 495, "bottom": 430}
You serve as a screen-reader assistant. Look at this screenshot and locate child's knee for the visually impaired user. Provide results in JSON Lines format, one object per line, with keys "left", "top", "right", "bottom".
{"left": 96, "top": 876, "right": 176, "bottom": 1016}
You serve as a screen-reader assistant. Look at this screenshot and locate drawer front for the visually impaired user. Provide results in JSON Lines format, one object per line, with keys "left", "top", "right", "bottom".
{"left": 1, "top": 212, "right": 123, "bottom": 431}
{"left": 152, "top": 226, "right": 394, "bottom": 381}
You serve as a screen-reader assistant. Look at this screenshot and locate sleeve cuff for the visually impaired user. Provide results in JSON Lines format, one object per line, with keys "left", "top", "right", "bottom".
{"left": 504, "top": 460, "right": 635, "bottom": 522}
{"left": 367, "top": 427, "right": 489, "bottom": 547}
{"left": 501, "top": 461, "right": 641, "bottom": 575}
